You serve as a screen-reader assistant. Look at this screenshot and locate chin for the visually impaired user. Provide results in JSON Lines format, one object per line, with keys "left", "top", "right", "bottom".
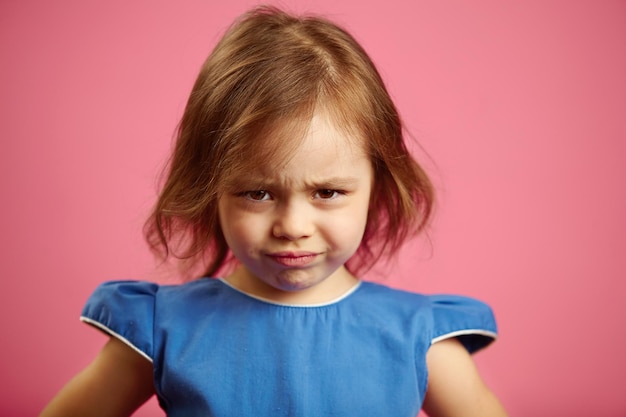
{"left": 271, "top": 268, "right": 325, "bottom": 288}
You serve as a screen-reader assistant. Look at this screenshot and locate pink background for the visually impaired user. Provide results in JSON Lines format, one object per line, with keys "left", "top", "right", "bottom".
{"left": 2, "top": 1, "right": 625, "bottom": 416}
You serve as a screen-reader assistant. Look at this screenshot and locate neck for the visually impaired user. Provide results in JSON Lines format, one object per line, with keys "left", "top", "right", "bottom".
{"left": 224, "top": 266, "right": 359, "bottom": 305}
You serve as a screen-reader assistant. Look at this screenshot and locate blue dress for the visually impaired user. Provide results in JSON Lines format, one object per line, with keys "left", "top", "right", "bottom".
{"left": 81, "top": 278, "right": 497, "bottom": 417}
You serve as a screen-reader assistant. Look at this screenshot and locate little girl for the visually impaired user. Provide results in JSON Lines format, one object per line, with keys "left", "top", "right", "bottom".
{"left": 41, "top": 6, "right": 507, "bottom": 417}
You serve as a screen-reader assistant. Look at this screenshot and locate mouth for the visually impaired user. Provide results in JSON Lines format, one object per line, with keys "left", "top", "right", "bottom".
{"left": 267, "top": 252, "right": 318, "bottom": 267}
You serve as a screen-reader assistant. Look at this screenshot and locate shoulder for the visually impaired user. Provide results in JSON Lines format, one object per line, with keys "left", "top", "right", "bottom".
{"left": 83, "top": 278, "right": 224, "bottom": 304}
{"left": 429, "top": 294, "right": 498, "bottom": 353}
{"left": 357, "top": 282, "right": 498, "bottom": 353}
{"left": 356, "top": 281, "right": 430, "bottom": 307}
{"left": 351, "top": 281, "right": 433, "bottom": 328}
{"left": 80, "top": 278, "right": 227, "bottom": 360}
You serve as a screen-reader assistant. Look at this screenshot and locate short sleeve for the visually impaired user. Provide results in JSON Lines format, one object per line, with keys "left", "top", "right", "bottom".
{"left": 429, "top": 295, "right": 498, "bottom": 354}
{"left": 80, "top": 280, "right": 158, "bottom": 362}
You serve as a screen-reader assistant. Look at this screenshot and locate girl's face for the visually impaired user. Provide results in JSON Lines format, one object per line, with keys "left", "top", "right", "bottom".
{"left": 218, "top": 112, "right": 373, "bottom": 304}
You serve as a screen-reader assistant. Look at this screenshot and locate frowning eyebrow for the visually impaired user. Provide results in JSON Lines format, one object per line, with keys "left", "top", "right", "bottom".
{"left": 227, "top": 176, "right": 362, "bottom": 190}
{"left": 306, "top": 177, "right": 361, "bottom": 189}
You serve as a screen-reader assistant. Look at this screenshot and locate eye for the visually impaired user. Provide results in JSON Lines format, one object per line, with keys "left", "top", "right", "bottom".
{"left": 243, "top": 190, "right": 271, "bottom": 201}
{"left": 314, "top": 189, "right": 341, "bottom": 199}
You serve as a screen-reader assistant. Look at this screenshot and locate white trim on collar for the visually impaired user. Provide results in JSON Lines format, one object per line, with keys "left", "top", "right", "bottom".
{"left": 218, "top": 277, "right": 362, "bottom": 308}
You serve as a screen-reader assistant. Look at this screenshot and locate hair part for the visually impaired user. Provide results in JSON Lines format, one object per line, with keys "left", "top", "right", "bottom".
{"left": 144, "top": 5, "right": 434, "bottom": 279}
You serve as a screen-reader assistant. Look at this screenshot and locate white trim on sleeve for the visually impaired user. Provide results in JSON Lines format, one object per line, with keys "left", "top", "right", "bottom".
{"left": 431, "top": 329, "right": 498, "bottom": 345}
{"left": 80, "top": 316, "right": 153, "bottom": 363}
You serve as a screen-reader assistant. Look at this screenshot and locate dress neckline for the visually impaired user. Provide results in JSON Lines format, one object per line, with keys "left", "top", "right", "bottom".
{"left": 217, "top": 277, "right": 362, "bottom": 308}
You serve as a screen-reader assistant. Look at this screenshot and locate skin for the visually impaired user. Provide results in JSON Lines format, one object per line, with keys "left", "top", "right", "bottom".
{"left": 40, "top": 112, "right": 507, "bottom": 417}
{"left": 424, "top": 338, "right": 509, "bottom": 417}
{"left": 218, "top": 112, "right": 372, "bottom": 305}
{"left": 39, "top": 338, "right": 154, "bottom": 417}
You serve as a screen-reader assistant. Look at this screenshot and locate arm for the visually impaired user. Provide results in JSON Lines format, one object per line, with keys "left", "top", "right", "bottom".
{"left": 40, "top": 337, "right": 155, "bottom": 417}
{"left": 422, "top": 338, "right": 508, "bottom": 417}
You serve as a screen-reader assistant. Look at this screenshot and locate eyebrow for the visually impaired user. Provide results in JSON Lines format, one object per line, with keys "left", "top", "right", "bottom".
{"left": 229, "top": 176, "right": 362, "bottom": 190}
{"left": 305, "top": 177, "right": 361, "bottom": 189}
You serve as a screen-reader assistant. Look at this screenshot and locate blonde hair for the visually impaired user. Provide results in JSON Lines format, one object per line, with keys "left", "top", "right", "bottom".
{"left": 145, "top": 5, "right": 434, "bottom": 278}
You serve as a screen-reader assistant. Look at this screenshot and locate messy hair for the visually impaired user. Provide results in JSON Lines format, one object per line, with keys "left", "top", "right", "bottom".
{"left": 145, "top": 5, "right": 434, "bottom": 278}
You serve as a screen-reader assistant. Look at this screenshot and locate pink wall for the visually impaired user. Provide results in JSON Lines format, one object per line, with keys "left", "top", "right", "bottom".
{"left": 2, "top": 1, "right": 625, "bottom": 415}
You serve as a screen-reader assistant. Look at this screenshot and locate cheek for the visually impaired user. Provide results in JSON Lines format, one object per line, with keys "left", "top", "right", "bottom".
{"left": 221, "top": 210, "right": 268, "bottom": 251}
{"left": 350, "top": 198, "right": 373, "bottom": 245}
{"left": 324, "top": 207, "right": 369, "bottom": 248}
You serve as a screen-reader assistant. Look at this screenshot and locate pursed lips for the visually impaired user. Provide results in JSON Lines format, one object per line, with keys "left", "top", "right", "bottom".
{"left": 266, "top": 251, "right": 319, "bottom": 267}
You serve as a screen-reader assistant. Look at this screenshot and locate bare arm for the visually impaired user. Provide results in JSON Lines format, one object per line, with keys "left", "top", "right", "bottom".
{"left": 422, "top": 338, "right": 508, "bottom": 417}
{"left": 40, "top": 337, "right": 155, "bottom": 417}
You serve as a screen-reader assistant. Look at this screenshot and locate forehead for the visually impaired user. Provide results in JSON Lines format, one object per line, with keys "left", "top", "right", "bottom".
{"left": 299, "top": 112, "right": 365, "bottom": 153}
{"left": 230, "top": 112, "right": 371, "bottom": 185}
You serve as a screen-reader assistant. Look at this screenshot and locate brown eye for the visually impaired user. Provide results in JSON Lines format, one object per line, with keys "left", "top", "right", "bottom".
{"left": 315, "top": 189, "right": 339, "bottom": 199}
{"left": 245, "top": 190, "right": 270, "bottom": 201}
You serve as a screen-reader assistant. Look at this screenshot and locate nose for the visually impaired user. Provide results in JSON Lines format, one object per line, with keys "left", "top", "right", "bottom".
{"left": 272, "top": 201, "right": 314, "bottom": 241}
